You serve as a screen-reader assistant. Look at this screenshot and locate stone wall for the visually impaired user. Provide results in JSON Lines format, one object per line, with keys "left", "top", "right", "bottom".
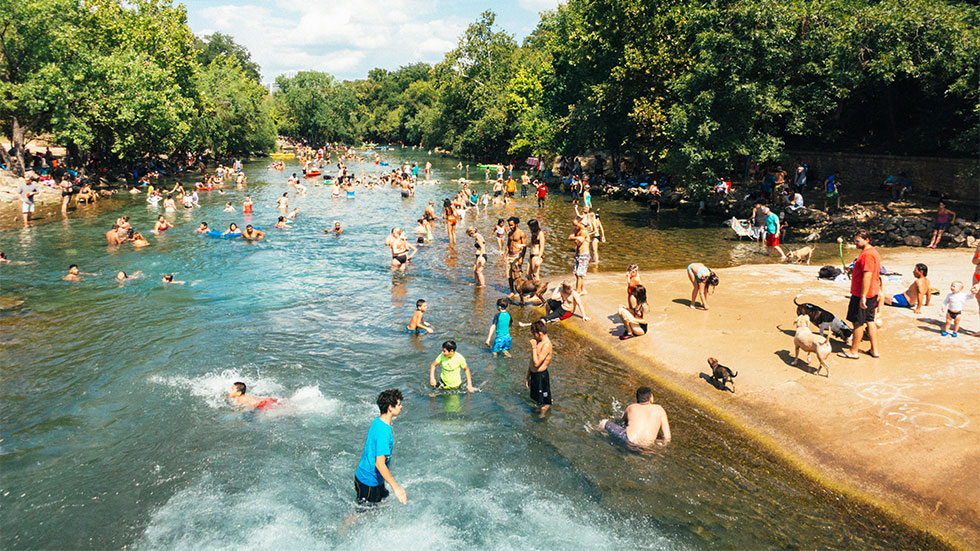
{"left": 781, "top": 150, "right": 979, "bottom": 203}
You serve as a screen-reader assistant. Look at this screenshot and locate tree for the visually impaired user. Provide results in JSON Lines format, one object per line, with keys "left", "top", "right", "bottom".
{"left": 194, "top": 32, "right": 262, "bottom": 83}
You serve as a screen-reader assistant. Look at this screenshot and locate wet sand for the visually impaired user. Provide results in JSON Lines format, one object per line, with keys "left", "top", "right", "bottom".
{"left": 562, "top": 247, "right": 979, "bottom": 548}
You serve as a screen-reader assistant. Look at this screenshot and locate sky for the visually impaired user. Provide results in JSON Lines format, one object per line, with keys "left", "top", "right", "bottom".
{"left": 184, "top": 0, "right": 562, "bottom": 84}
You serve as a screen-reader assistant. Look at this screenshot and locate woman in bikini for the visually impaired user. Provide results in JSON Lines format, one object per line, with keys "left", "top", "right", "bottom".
{"left": 443, "top": 199, "right": 457, "bottom": 247}
{"left": 387, "top": 228, "right": 416, "bottom": 272}
{"left": 687, "top": 262, "right": 719, "bottom": 310}
{"left": 493, "top": 219, "right": 506, "bottom": 253}
{"left": 617, "top": 284, "right": 650, "bottom": 339}
{"left": 223, "top": 223, "right": 240, "bottom": 236}
{"left": 526, "top": 219, "right": 546, "bottom": 281}
{"left": 163, "top": 194, "right": 177, "bottom": 212}
{"left": 59, "top": 175, "right": 73, "bottom": 214}
{"left": 466, "top": 227, "right": 487, "bottom": 287}
{"left": 154, "top": 215, "right": 171, "bottom": 233}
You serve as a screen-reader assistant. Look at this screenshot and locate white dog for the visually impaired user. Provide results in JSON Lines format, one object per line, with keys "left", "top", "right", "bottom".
{"left": 793, "top": 314, "right": 832, "bottom": 377}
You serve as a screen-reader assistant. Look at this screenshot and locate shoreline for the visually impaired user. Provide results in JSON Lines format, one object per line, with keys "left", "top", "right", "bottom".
{"left": 556, "top": 247, "right": 978, "bottom": 549}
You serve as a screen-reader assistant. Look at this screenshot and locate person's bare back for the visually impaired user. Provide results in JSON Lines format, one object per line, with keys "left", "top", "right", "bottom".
{"left": 623, "top": 402, "right": 671, "bottom": 446}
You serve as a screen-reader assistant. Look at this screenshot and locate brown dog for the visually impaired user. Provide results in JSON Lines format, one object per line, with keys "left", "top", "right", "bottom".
{"left": 707, "top": 357, "right": 737, "bottom": 393}
{"left": 509, "top": 274, "right": 549, "bottom": 306}
{"left": 793, "top": 314, "right": 831, "bottom": 377}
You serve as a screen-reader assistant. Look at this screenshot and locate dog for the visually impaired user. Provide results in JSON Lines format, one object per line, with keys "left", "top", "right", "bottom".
{"left": 707, "top": 357, "right": 737, "bottom": 393}
{"left": 794, "top": 295, "right": 853, "bottom": 345}
{"left": 793, "top": 314, "right": 831, "bottom": 377}
{"left": 784, "top": 246, "right": 814, "bottom": 264}
{"left": 509, "top": 274, "right": 549, "bottom": 306}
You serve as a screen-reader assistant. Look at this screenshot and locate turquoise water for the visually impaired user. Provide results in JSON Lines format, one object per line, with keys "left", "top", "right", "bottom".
{"left": 0, "top": 151, "right": 944, "bottom": 550}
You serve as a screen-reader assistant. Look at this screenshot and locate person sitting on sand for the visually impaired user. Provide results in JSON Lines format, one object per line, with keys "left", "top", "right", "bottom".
{"left": 241, "top": 225, "right": 265, "bottom": 240}
{"left": 617, "top": 284, "right": 649, "bottom": 339}
{"left": 598, "top": 386, "right": 671, "bottom": 447}
{"left": 228, "top": 382, "right": 279, "bottom": 410}
{"left": 162, "top": 274, "right": 185, "bottom": 285}
{"left": 883, "top": 263, "right": 930, "bottom": 314}
{"left": 686, "top": 263, "right": 719, "bottom": 310}
{"left": 521, "top": 281, "right": 590, "bottom": 325}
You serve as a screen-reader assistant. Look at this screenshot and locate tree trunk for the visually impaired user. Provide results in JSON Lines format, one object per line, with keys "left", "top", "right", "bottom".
{"left": 2, "top": 116, "right": 27, "bottom": 177}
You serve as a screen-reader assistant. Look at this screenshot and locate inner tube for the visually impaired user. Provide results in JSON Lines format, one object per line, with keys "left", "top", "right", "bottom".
{"left": 305, "top": 171, "right": 321, "bottom": 177}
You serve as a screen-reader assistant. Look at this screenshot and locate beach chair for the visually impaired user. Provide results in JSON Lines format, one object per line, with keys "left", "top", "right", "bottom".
{"left": 729, "top": 217, "right": 754, "bottom": 239}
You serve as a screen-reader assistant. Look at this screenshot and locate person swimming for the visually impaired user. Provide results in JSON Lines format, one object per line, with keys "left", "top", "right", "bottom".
{"left": 223, "top": 223, "right": 240, "bottom": 236}
{"left": 228, "top": 382, "right": 279, "bottom": 410}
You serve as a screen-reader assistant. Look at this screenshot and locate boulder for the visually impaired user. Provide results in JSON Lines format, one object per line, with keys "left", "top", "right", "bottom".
{"left": 967, "top": 236, "right": 978, "bottom": 248}
{"left": 904, "top": 235, "right": 923, "bottom": 247}
{"left": 785, "top": 208, "right": 830, "bottom": 225}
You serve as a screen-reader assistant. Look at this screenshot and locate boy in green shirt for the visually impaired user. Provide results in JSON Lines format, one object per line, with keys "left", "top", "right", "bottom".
{"left": 428, "top": 340, "right": 475, "bottom": 392}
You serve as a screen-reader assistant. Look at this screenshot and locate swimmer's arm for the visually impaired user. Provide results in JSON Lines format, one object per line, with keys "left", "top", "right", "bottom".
{"left": 659, "top": 412, "right": 672, "bottom": 443}
{"left": 428, "top": 359, "right": 439, "bottom": 387}
{"left": 375, "top": 457, "right": 406, "bottom": 504}
{"left": 464, "top": 365, "right": 474, "bottom": 393}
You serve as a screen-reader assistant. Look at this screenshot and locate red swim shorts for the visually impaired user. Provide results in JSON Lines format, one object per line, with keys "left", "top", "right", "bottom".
{"left": 766, "top": 234, "right": 780, "bottom": 247}
{"left": 256, "top": 398, "right": 279, "bottom": 410}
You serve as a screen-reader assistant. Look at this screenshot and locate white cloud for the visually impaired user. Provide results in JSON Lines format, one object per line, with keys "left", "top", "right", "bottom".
{"left": 190, "top": 0, "right": 543, "bottom": 80}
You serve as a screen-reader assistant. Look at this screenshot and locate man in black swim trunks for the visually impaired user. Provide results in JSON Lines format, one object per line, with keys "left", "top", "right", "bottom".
{"left": 525, "top": 320, "right": 553, "bottom": 413}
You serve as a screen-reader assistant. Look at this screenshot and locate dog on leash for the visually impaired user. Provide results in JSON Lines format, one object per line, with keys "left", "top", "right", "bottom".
{"left": 707, "top": 357, "right": 737, "bottom": 393}
{"left": 793, "top": 314, "right": 831, "bottom": 377}
{"left": 794, "top": 295, "right": 853, "bottom": 345}
{"left": 509, "top": 274, "right": 549, "bottom": 306}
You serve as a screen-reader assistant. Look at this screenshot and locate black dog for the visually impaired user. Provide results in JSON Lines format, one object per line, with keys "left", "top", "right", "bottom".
{"left": 793, "top": 295, "right": 853, "bottom": 344}
{"left": 510, "top": 274, "right": 549, "bottom": 306}
{"left": 707, "top": 357, "right": 737, "bottom": 393}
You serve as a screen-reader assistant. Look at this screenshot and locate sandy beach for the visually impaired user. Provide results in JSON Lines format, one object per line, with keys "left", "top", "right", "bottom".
{"left": 566, "top": 247, "right": 979, "bottom": 548}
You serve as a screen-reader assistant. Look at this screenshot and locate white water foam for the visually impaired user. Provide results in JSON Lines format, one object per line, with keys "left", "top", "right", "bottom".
{"left": 148, "top": 370, "right": 338, "bottom": 416}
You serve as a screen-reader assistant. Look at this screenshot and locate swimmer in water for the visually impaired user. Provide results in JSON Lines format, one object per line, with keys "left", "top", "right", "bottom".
{"left": 222, "top": 223, "right": 240, "bottom": 236}
{"left": 228, "top": 382, "right": 279, "bottom": 410}
{"left": 428, "top": 340, "right": 474, "bottom": 392}
{"left": 223, "top": 202, "right": 235, "bottom": 212}
{"left": 63, "top": 264, "right": 81, "bottom": 281}
{"left": 287, "top": 207, "right": 300, "bottom": 220}
{"left": 241, "top": 225, "right": 265, "bottom": 240}
{"left": 323, "top": 221, "right": 343, "bottom": 234}
{"left": 243, "top": 196, "right": 253, "bottom": 214}
{"left": 598, "top": 386, "right": 671, "bottom": 447}
{"left": 162, "top": 274, "right": 185, "bottom": 285}
{"left": 195, "top": 222, "right": 209, "bottom": 233}
{"left": 115, "top": 271, "right": 141, "bottom": 281}
{"left": 274, "top": 216, "right": 289, "bottom": 229}
{"left": 407, "top": 299, "right": 434, "bottom": 334}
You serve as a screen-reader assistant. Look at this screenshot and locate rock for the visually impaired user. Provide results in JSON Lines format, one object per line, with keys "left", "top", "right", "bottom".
{"left": 887, "top": 232, "right": 902, "bottom": 243}
{"left": 904, "top": 235, "right": 923, "bottom": 247}
{"left": 967, "top": 236, "right": 978, "bottom": 248}
{"left": 951, "top": 234, "right": 966, "bottom": 245}
{"left": 785, "top": 208, "right": 830, "bottom": 225}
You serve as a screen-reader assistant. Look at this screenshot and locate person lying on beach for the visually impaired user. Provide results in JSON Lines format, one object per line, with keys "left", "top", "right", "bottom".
{"left": 162, "top": 274, "right": 185, "bottom": 285}
{"left": 323, "top": 221, "right": 344, "bottom": 234}
{"left": 407, "top": 299, "right": 434, "bottom": 334}
{"left": 520, "top": 281, "right": 590, "bottom": 326}
{"left": 228, "top": 382, "right": 279, "bottom": 410}
{"left": 598, "top": 386, "right": 671, "bottom": 447}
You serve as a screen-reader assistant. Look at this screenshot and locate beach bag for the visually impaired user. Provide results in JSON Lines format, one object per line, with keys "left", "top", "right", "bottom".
{"left": 818, "top": 266, "right": 842, "bottom": 280}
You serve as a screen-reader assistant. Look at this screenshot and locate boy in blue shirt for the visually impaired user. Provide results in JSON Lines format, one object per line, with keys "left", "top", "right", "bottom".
{"left": 486, "top": 298, "right": 513, "bottom": 357}
{"left": 354, "top": 389, "right": 407, "bottom": 505}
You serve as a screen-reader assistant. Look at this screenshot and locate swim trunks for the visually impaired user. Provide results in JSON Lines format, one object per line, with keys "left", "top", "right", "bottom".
{"left": 573, "top": 254, "right": 589, "bottom": 277}
{"left": 602, "top": 420, "right": 631, "bottom": 444}
{"left": 846, "top": 295, "right": 878, "bottom": 325}
{"left": 256, "top": 398, "right": 279, "bottom": 410}
{"left": 354, "top": 477, "right": 389, "bottom": 504}
{"left": 491, "top": 335, "right": 511, "bottom": 353}
{"left": 948, "top": 310, "right": 960, "bottom": 319}
{"left": 528, "top": 370, "right": 552, "bottom": 405}
{"left": 889, "top": 293, "right": 911, "bottom": 308}
{"left": 543, "top": 299, "right": 573, "bottom": 321}
{"left": 406, "top": 327, "right": 426, "bottom": 334}
{"left": 766, "top": 233, "right": 780, "bottom": 247}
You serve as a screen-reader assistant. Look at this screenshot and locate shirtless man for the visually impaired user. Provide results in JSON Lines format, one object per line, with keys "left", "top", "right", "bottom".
{"left": 105, "top": 225, "right": 128, "bottom": 245}
{"left": 884, "top": 263, "right": 930, "bottom": 314}
{"left": 63, "top": 265, "right": 81, "bottom": 282}
{"left": 423, "top": 200, "right": 438, "bottom": 234}
{"left": 598, "top": 386, "right": 671, "bottom": 447}
{"left": 525, "top": 320, "right": 554, "bottom": 413}
{"left": 228, "top": 382, "right": 279, "bottom": 410}
{"left": 506, "top": 217, "right": 527, "bottom": 292}
{"left": 569, "top": 220, "right": 590, "bottom": 295}
{"left": 240, "top": 225, "right": 265, "bottom": 240}
{"left": 323, "top": 221, "right": 344, "bottom": 234}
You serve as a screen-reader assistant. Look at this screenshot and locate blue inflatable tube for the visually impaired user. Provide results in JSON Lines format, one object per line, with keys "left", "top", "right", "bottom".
{"left": 206, "top": 226, "right": 261, "bottom": 239}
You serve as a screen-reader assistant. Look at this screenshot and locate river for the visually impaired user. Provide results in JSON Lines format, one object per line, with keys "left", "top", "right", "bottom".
{"left": 0, "top": 149, "right": 945, "bottom": 549}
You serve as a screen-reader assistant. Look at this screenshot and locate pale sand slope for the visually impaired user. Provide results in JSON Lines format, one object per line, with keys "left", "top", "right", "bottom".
{"left": 561, "top": 248, "right": 978, "bottom": 547}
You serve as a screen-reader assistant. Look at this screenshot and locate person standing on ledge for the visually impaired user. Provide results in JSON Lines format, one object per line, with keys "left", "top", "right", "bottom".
{"left": 840, "top": 230, "right": 882, "bottom": 359}
{"left": 599, "top": 386, "right": 671, "bottom": 447}
{"left": 355, "top": 389, "right": 407, "bottom": 506}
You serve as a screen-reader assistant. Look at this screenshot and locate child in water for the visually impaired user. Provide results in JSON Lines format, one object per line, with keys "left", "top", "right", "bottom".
{"left": 223, "top": 202, "right": 235, "bottom": 212}
{"left": 407, "top": 299, "right": 434, "bottom": 334}
{"left": 941, "top": 281, "right": 979, "bottom": 337}
{"left": 486, "top": 298, "right": 512, "bottom": 357}
{"left": 228, "top": 382, "right": 278, "bottom": 410}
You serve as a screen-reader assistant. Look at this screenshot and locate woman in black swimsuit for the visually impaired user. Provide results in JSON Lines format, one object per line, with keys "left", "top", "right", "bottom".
{"left": 387, "top": 227, "right": 416, "bottom": 272}
{"left": 59, "top": 175, "right": 73, "bottom": 214}
{"left": 616, "top": 284, "right": 649, "bottom": 339}
{"left": 465, "top": 227, "right": 487, "bottom": 287}
{"left": 526, "top": 219, "right": 545, "bottom": 281}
